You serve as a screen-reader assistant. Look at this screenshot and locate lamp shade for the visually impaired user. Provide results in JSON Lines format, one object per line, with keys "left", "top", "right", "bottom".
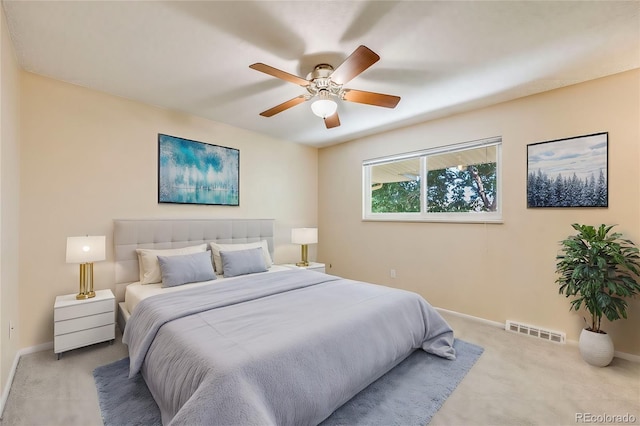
{"left": 311, "top": 99, "right": 337, "bottom": 118}
{"left": 291, "top": 228, "right": 318, "bottom": 245}
{"left": 66, "top": 236, "right": 106, "bottom": 263}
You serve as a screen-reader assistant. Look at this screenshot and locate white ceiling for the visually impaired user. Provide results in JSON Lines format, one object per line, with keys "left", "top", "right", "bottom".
{"left": 3, "top": 1, "right": 639, "bottom": 148}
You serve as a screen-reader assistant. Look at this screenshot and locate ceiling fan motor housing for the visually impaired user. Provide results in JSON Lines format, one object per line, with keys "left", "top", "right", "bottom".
{"left": 306, "top": 64, "right": 344, "bottom": 99}
{"left": 309, "top": 64, "right": 334, "bottom": 79}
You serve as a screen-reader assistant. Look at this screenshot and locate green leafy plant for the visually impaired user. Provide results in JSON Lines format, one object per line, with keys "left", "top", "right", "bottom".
{"left": 556, "top": 224, "right": 640, "bottom": 333}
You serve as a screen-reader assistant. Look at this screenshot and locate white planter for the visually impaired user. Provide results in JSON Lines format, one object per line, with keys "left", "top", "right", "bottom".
{"left": 579, "top": 328, "right": 614, "bottom": 367}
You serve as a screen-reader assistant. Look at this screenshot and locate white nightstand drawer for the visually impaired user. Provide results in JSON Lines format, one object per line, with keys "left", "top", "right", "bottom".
{"left": 54, "top": 324, "right": 115, "bottom": 353}
{"left": 54, "top": 311, "right": 114, "bottom": 335}
{"left": 54, "top": 299, "right": 113, "bottom": 322}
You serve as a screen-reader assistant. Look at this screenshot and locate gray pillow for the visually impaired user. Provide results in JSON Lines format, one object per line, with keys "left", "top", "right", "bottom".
{"left": 157, "top": 251, "right": 216, "bottom": 288}
{"left": 220, "top": 247, "right": 267, "bottom": 278}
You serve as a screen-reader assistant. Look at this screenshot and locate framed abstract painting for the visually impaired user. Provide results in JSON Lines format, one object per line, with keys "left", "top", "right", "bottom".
{"left": 158, "top": 134, "right": 239, "bottom": 206}
{"left": 527, "top": 132, "right": 607, "bottom": 208}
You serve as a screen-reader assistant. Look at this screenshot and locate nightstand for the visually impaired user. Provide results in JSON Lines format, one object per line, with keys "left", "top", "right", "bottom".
{"left": 54, "top": 289, "right": 115, "bottom": 359}
{"left": 283, "top": 262, "right": 326, "bottom": 273}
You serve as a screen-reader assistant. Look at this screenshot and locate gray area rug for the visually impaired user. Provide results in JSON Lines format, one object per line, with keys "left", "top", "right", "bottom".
{"left": 94, "top": 339, "right": 483, "bottom": 426}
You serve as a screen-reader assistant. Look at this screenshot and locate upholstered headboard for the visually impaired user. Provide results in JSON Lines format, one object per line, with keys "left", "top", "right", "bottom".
{"left": 113, "top": 218, "right": 275, "bottom": 301}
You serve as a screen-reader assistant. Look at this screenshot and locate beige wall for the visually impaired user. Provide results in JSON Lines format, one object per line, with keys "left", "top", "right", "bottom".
{"left": 19, "top": 73, "right": 318, "bottom": 348}
{"left": 318, "top": 69, "right": 640, "bottom": 355}
{"left": 1, "top": 4, "right": 21, "bottom": 392}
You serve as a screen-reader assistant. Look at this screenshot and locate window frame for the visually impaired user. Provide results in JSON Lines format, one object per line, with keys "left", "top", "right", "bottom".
{"left": 362, "top": 137, "right": 503, "bottom": 223}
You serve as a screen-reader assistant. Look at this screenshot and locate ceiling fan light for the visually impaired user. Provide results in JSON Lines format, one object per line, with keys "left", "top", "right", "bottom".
{"left": 311, "top": 99, "right": 337, "bottom": 118}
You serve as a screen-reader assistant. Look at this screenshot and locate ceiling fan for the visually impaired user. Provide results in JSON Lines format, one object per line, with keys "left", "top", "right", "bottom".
{"left": 249, "top": 45, "right": 401, "bottom": 129}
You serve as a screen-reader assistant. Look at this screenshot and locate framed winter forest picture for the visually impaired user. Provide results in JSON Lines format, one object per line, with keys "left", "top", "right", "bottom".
{"left": 527, "top": 132, "right": 608, "bottom": 208}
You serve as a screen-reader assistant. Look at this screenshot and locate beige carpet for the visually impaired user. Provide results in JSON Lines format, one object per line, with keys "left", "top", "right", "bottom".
{"left": 1, "top": 311, "right": 638, "bottom": 426}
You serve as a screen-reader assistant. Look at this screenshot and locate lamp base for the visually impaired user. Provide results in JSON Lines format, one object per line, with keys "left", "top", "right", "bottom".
{"left": 76, "top": 263, "right": 96, "bottom": 300}
{"left": 296, "top": 244, "right": 310, "bottom": 268}
{"left": 76, "top": 291, "right": 96, "bottom": 300}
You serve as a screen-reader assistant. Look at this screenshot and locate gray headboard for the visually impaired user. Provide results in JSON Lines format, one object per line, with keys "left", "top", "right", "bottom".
{"left": 113, "top": 218, "right": 275, "bottom": 301}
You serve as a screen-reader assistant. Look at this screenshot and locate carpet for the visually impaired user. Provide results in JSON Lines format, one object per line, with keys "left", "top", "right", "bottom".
{"left": 94, "top": 339, "right": 483, "bottom": 426}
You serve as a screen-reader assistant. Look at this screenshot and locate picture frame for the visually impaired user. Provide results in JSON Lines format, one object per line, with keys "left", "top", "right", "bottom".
{"left": 158, "top": 134, "right": 239, "bottom": 206}
{"left": 527, "top": 132, "right": 607, "bottom": 208}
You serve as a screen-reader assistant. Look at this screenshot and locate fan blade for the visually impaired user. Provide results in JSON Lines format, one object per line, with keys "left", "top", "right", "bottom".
{"left": 259, "top": 95, "right": 307, "bottom": 117}
{"left": 343, "top": 89, "right": 400, "bottom": 108}
{"left": 324, "top": 112, "right": 341, "bottom": 129}
{"left": 330, "top": 45, "right": 380, "bottom": 85}
{"left": 249, "top": 63, "right": 309, "bottom": 87}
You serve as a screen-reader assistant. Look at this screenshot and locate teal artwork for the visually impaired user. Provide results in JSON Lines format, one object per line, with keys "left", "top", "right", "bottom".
{"left": 158, "top": 134, "right": 239, "bottom": 206}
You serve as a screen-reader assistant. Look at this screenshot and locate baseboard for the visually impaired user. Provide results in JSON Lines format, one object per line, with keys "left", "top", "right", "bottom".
{"left": 0, "top": 341, "right": 53, "bottom": 419}
{"left": 564, "top": 338, "right": 640, "bottom": 363}
{"left": 613, "top": 350, "right": 640, "bottom": 363}
{"left": 0, "top": 349, "right": 20, "bottom": 420}
{"left": 436, "top": 307, "right": 640, "bottom": 363}
{"left": 435, "top": 307, "right": 504, "bottom": 328}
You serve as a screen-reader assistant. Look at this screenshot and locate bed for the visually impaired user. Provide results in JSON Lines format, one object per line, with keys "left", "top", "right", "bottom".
{"left": 114, "top": 218, "right": 277, "bottom": 329}
{"left": 115, "top": 219, "right": 456, "bottom": 426}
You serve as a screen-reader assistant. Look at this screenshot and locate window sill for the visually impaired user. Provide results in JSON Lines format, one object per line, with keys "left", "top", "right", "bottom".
{"left": 362, "top": 213, "right": 503, "bottom": 224}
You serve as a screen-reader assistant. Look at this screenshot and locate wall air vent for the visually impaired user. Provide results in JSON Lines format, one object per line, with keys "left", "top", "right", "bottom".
{"left": 505, "top": 320, "right": 566, "bottom": 344}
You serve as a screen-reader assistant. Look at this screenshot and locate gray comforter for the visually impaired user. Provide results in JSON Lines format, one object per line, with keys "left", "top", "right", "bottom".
{"left": 123, "top": 269, "right": 455, "bottom": 426}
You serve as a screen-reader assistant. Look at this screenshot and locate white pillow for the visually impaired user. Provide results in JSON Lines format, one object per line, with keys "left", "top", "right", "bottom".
{"left": 209, "top": 240, "right": 272, "bottom": 274}
{"left": 136, "top": 244, "right": 208, "bottom": 284}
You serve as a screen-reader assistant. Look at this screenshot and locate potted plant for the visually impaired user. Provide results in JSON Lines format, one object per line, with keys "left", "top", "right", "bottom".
{"left": 556, "top": 223, "right": 640, "bottom": 366}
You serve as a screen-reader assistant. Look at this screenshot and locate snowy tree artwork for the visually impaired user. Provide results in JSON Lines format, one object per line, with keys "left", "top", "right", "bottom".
{"left": 158, "top": 134, "right": 239, "bottom": 206}
{"left": 527, "top": 133, "right": 607, "bottom": 208}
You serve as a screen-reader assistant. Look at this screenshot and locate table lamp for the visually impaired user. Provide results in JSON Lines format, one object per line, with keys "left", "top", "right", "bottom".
{"left": 66, "top": 235, "right": 106, "bottom": 299}
{"left": 291, "top": 228, "right": 318, "bottom": 267}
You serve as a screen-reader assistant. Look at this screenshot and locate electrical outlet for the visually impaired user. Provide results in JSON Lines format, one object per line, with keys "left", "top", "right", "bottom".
{"left": 390, "top": 269, "right": 396, "bottom": 278}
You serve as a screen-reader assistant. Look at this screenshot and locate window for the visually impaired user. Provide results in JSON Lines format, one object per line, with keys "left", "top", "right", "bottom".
{"left": 363, "top": 137, "right": 502, "bottom": 222}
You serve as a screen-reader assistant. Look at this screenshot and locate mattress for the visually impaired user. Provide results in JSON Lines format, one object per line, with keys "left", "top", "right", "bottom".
{"left": 123, "top": 264, "right": 290, "bottom": 316}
